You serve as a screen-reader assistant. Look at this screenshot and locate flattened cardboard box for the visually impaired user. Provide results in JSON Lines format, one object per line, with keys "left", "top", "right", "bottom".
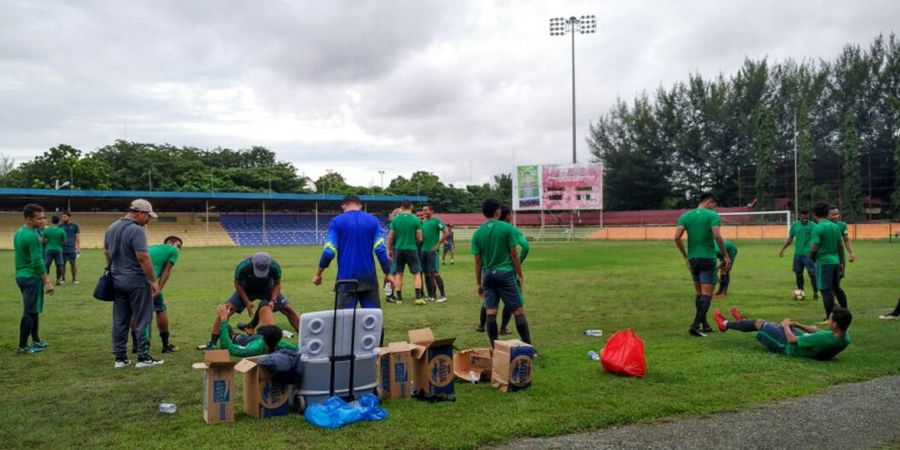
{"left": 192, "top": 350, "right": 237, "bottom": 424}
{"left": 408, "top": 328, "right": 456, "bottom": 398}
{"left": 234, "top": 356, "right": 293, "bottom": 418}
{"left": 491, "top": 339, "right": 533, "bottom": 393}
{"left": 453, "top": 348, "right": 492, "bottom": 382}
{"left": 376, "top": 342, "right": 414, "bottom": 400}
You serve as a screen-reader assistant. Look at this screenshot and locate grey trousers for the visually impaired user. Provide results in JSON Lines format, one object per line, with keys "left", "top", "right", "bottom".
{"left": 112, "top": 284, "right": 153, "bottom": 358}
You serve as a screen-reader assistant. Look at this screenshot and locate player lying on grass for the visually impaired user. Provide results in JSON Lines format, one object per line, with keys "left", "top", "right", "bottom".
{"left": 712, "top": 306, "right": 851, "bottom": 360}
{"left": 216, "top": 304, "right": 297, "bottom": 357}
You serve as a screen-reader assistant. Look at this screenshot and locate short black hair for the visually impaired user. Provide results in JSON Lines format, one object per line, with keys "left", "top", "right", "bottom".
{"left": 699, "top": 193, "right": 718, "bottom": 204}
{"left": 423, "top": 203, "right": 434, "bottom": 210}
{"left": 499, "top": 204, "right": 512, "bottom": 222}
{"left": 23, "top": 203, "right": 43, "bottom": 219}
{"left": 256, "top": 325, "right": 283, "bottom": 353}
{"left": 342, "top": 194, "right": 361, "bottom": 205}
{"left": 813, "top": 201, "right": 830, "bottom": 218}
{"left": 799, "top": 209, "right": 809, "bottom": 215}
{"left": 831, "top": 307, "right": 852, "bottom": 332}
{"left": 163, "top": 235, "right": 183, "bottom": 246}
{"left": 828, "top": 205, "right": 840, "bottom": 212}
{"left": 401, "top": 199, "right": 412, "bottom": 209}
{"left": 60, "top": 211, "right": 71, "bottom": 217}
{"left": 482, "top": 198, "right": 501, "bottom": 218}
{"left": 52, "top": 215, "right": 61, "bottom": 225}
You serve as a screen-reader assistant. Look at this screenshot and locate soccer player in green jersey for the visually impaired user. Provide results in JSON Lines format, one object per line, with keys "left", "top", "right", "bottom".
{"left": 779, "top": 209, "right": 818, "bottom": 300}
{"left": 215, "top": 304, "right": 298, "bottom": 357}
{"left": 387, "top": 200, "right": 425, "bottom": 304}
{"left": 42, "top": 215, "right": 68, "bottom": 285}
{"left": 133, "top": 236, "right": 183, "bottom": 354}
{"left": 828, "top": 206, "right": 857, "bottom": 263}
{"left": 476, "top": 204, "right": 529, "bottom": 333}
{"left": 811, "top": 202, "right": 847, "bottom": 321}
{"left": 472, "top": 198, "right": 530, "bottom": 348}
{"left": 714, "top": 240, "right": 737, "bottom": 297}
{"left": 713, "top": 306, "right": 851, "bottom": 360}
{"left": 59, "top": 211, "right": 81, "bottom": 284}
{"left": 14, "top": 204, "right": 55, "bottom": 354}
{"left": 674, "top": 193, "right": 729, "bottom": 337}
{"left": 420, "top": 204, "right": 449, "bottom": 302}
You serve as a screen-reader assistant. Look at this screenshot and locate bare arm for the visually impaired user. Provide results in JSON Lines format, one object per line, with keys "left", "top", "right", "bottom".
{"left": 809, "top": 243, "right": 819, "bottom": 262}
{"left": 234, "top": 280, "right": 254, "bottom": 314}
{"left": 387, "top": 230, "right": 395, "bottom": 259}
{"left": 674, "top": 226, "right": 687, "bottom": 258}
{"left": 158, "top": 262, "right": 174, "bottom": 291}
{"left": 510, "top": 246, "right": 523, "bottom": 288}
{"left": 76, "top": 233, "right": 81, "bottom": 253}
{"left": 779, "top": 236, "right": 794, "bottom": 257}
{"left": 135, "top": 251, "right": 159, "bottom": 296}
{"left": 780, "top": 319, "right": 799, "bottom": 344}
{"left": 712, "top": 226, "right": 730, "bottom": 270}
{"left": 474, "top": 255, "right": 483, "bottom": 298}
{"left": 416, "top": 229, "right": 423, "bottom": 244}
{"left": 434, "top": 227, "right": 449, "bottom": 252}
{"left": 104, "top": 249, "right": 111, "bottom": 267}
{"left": 842, "top": 236, "right": 855, "bottom": 262}
{"left": 789, "top": 320, "right": 819, "bottom": 334}
{"left": 269, "top": 280, "right": 282, "bottom": 304}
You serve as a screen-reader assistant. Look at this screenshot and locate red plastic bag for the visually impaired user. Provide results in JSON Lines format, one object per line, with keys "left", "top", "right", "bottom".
{"left": 600, "top": 329, "right": 646, "bottom": 377}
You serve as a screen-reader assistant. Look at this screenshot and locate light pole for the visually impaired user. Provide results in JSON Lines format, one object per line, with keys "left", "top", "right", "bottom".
{"left": 378, "top": 170, "right": 385, "bottom": 190}
{"left": 550, "top": 15, "right": 596, "bottom": 164}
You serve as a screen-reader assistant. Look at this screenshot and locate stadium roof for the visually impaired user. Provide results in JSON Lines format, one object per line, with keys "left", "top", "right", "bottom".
{"left": 0, "top": 188, "right": 427, "bottom": 212}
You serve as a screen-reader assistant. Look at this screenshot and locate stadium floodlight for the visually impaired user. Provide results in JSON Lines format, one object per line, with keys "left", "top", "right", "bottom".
{"left": 549, "top": 15, "right": 597, "bottom": 164}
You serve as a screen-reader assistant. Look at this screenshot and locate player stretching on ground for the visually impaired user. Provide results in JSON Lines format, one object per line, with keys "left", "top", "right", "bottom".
{"left": 779, "top": 209, "right": 818, "bottom": 300}
{"left": 712, "top": 306, "right": 851, "bottom": 360}
{"left": 58, "top": 211, "right": 80, "bottom": 284}
{"left": 421, "top": 204, "right": 449, "bottom": 302}
{"left": 674, "top": 193, "right": 729, "bottom": 337}
{"left": 42, "top": 215, "right": 67, "bottom": 285}
{"left": 387, "top": 200, "right": 424, "bottom": 304}
{"left": 216, "top": 304, "right": 298, "bottom": 357}
{"left": 714, "top": 239, "right": 737, "bottom": 298}
{"left": 811, "top": 202, "right": 846, "bottom": 322}
{"left": 472, "top": 198, "right": 531, "bottom": 348}
{"left": 442, "top": 224, "right": 455, "bottom": 265}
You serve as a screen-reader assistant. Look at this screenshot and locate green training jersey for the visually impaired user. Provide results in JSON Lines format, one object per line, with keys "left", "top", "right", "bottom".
{"left": 811, "top": 220, "right": 842, "bottom": 265}
{"left": 835, "top": 221, "right": 849, "bottom": 237}
{"left": 715, "top": 239, "right": 737, "bottom": 261}
{"left": 234, "top": 257, "right": 282, "bottom": 296}
{"left": 149, "top": 243, "right": 180, "bottom": 278}
{"left": 42, "top": 226, "right": 67, "bottom": 252}
{"left": 789, "top": 220, "right": 816, "bottom": 256}
{"left": 218, "top": 322, "right": 298, "bottom": 357}
{"left": 471, "top": 219, "right": 518, "bottom": 272}
{"left": 785, "top": 330, "right": 850, "bottom": 360}
{"left": 14, "top": 226, "right": 46, "bottom": 279}
{"left": 421, "top": 217, "right": 446, "bottom": 250}
{"left": 514, "top": 227, "right": 530, "bottom": 264}
{"left": 676, "top": 208, "right": 721, "bottom": 260}
{"left": 390, "top": 213, "right": 421, "bottom": 251}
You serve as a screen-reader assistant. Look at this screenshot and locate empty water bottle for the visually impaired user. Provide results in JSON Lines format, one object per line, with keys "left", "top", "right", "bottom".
{"left": 159, "top": 403, "right": 177, "bottom": 414}
{"left": 469, "top": 370, "right": 480, "bottom": 384}
{"left": 584, "top": 329, "right": 603, "bottom": 337}
{"left": 282, "top": 330, "right": 294, "bottom": 339}
{"left": 384, "top": 281, "right": 393, "bottom": 297}
{"left": 587, "top": 351, "right": 600, "bottom": 361}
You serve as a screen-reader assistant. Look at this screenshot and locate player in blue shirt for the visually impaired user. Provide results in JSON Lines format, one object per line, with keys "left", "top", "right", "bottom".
{"left": 312, "top": 194, "right": 393, "bottom": 309}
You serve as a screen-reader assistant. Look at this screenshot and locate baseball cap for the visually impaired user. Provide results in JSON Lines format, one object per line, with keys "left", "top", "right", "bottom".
{"left": 251, "top": 252, "right": 272, "bottom": 278}
{"left": 129, "top": 199, "right": 158, "bottom": 218}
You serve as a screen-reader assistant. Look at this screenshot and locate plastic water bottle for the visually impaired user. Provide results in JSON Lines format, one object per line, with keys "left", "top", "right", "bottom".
{"left": 469, "top": 370, "right": 479, "bottom": 384}
{"left": 384, "top": 281, "right": 393, "bottom": 297}
{"left": 584, "top": 329, "right": 603, "bottom": 337}
{"left": 282, "top": 330, "right": 294, "bottom": 339}
{"left": 587, "top": 351, "right": 600, "bottom": 361}
{"left": 159, "top": 403, "right": 177, "bottom": 414}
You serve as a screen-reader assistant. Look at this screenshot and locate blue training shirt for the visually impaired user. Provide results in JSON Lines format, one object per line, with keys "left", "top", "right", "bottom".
{"left": 318, "top": 210, "right": 391, "bottom": 288}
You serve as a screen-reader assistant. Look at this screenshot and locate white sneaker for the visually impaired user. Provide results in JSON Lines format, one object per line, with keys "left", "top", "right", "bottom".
{"left": 114, "top": 358, "right": 131, "bottom": 369}
{"left": 879, "top": 314, "right": 899, "bottom": 320}
{"left": 136, "top": 356, "right": 164, "bottom": 368}
{"left": 73, "top": 280, "right": 80, "bottom": 285}
{"left": 436, "top": 296, "right": 447, "bottom": 303}
{"left": 424, "top": 297, "right": 435, "bottom": 302}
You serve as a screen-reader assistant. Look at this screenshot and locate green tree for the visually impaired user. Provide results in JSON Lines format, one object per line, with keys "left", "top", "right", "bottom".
{"left": 752, "top": 106, "right": 777, "bottom": 210}
{"left": 796, "top": 100, "right": 815, "bottom": 210}
{"left": 841, "top": 109, "right": 863, "bottom": 220}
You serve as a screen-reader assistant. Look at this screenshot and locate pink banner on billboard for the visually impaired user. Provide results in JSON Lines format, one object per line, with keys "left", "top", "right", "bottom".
{"left": 541, "top": 163, "right": 603, "bottom": 210}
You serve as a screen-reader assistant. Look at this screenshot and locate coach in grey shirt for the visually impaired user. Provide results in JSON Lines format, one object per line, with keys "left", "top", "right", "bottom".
{"left": 104, "top": 199, "right": 162, "bottom": 369}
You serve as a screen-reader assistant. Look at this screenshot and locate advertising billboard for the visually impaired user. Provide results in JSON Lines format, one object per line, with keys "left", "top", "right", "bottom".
{"left": 512, "top": 163, "right": 603, "bottom": 211}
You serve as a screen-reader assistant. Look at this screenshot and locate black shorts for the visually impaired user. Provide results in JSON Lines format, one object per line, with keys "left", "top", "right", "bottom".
{"left": 336, "top": 283, "right": 381, "bottom": 309}
{"left": 421, "top": 250, "right": 439, "bottom": 273}
{"left": 481, "top": 269, "right": 523, "bottom": 310}
{"left": 394, "top": 249, "right": 421, "bottom": 274}
{"left": 153, "top": 293, "right": 167, "bottom": 312}
{"left": 689, "top": 258, "right": 717, "bottom": 285}
{"left": 817, "top": 263, "right": 842, "bottom": 292}
{"left": 17, "top": 277, "right": 44, "bottom": 315}
{"left": 62, "top": 250, "right": 78, "bottom": 263}
{"left": 44, "top": 249, "right": 63, "bottom": 268}
{"left": 227, "top": 291, "right": 289, "bottom": 313}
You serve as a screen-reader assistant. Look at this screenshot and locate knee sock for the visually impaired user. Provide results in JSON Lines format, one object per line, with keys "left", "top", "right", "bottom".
{"left": 436, "top": 275, "right": 445, "bottom": 297}
{"left": 822, "top": 291, "right": 835, "bottom": 319}
{"left": 486, "top": 315, "right": 499, "bottom": 348}
{"left": 835, "top": 287, "right": 847, "bottom": 309}
{"left": 415, "top": 288, "right": 424, "bottom": 299}
{"left": 810, "top": 273, "right": 818, "bottom": 297}
{"left": 726, "top": 320, "right": 757, "bottom": 332}
{"left": 30, "top": 314, "right": 40, "bottom": 342}
{"left": 425, "top": 276, "right": 436, "bottom": 298}
{"left": 693, "top": 295, "right": 711, "bottom": 328}
{"left": 160, "top": 331, "right": 170, "bottom": 347}
{"left": 514, "top": 314, "right": 532, "bottom": 345}
{"left": 719, "top": 275, "right": 730, "bottom": 294}
{"left": 890, "top": 298, "right": 900, "bottom": 316}
{"left": 478, "top": 307, "right": 486, "bottom": 328}
{"left": 795, "top": 273, "right": 804, "bottom": 290}
{"left": 500, "top": 306, "right": 513, "bottom": 331}
{"left": 19, "top": 315, "right": 33, "bottom": 348}
{"left": 247, "top": 308, "right": 260, "bottom": 328}
{"left": 395, "top": 290, "right": 402, "bottom": 301}
{"left": 209, "top": 333, "right": 220, "bottom": 346}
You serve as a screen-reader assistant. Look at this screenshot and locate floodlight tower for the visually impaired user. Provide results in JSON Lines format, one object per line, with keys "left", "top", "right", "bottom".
{"left": 550, "top": 15, "right": 596, "bottom": 164}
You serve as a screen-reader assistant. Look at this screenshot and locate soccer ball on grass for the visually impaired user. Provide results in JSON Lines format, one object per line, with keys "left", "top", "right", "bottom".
{"left": 791, "top": 289, "right": 806, "bottom": 301}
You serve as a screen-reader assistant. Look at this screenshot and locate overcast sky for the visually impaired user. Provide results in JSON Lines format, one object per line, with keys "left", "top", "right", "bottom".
{"left": 1, "top": 0, "right": 897, "bottom": 188}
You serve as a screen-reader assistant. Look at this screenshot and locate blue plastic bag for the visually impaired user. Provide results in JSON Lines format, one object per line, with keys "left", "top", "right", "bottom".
{"left": 304, "top": 393, "right": 387, "bottom": 429}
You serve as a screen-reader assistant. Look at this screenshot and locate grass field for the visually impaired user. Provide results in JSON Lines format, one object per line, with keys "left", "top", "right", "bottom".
{"left": 1, "top": 240, "right": 898, "bottom": 449}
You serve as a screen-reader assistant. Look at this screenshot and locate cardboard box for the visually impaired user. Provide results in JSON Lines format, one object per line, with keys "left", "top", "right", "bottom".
{"left": 376, "top": 342, "right": 414, "bottom": 400}
{"left": 408, "top": 328, "right": 456, "bottom": 399}
{"left": 192, "top": 350, "right": 237, "bottom": 424}
{"left": 453, "top": 348, "right": 493, "bottom": 383}
{"left": 234, "top": 356, "right": 293, "bottom": 418}
{"left": 491, "top": 339, "right": 534, "bottom": 393}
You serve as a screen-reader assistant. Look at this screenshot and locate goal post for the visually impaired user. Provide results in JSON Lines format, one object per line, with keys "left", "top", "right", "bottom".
{"left": 718, "top": 210, "right": 792, "bottom": 236}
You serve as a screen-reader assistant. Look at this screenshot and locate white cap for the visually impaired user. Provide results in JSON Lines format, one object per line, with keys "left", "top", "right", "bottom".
{"left": 129, "top": 199, "right": 158, "bottom": 218}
